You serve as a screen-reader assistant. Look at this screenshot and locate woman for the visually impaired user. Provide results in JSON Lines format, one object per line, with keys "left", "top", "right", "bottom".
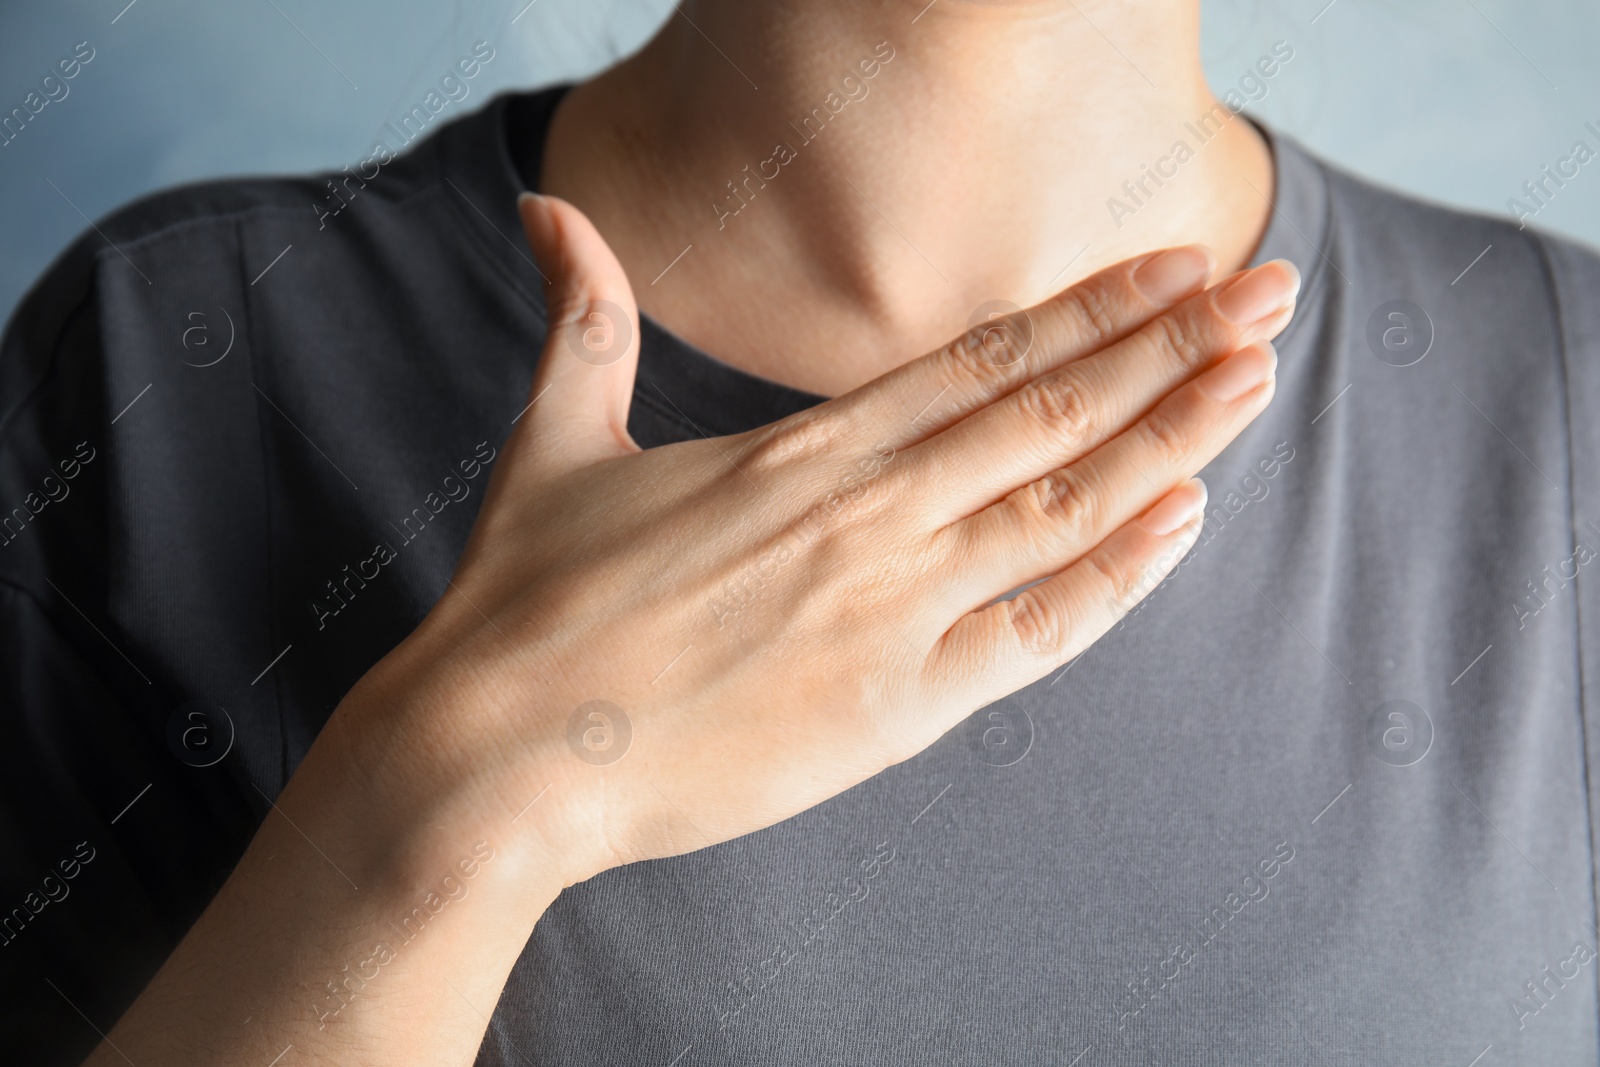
{"left": 4, "top": 1, "right": 1597, "bottom": 1064}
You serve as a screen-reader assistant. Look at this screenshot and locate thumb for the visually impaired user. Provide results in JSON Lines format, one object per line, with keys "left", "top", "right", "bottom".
{"left": 516, "top": 191, "right": 642, "bottom": 468}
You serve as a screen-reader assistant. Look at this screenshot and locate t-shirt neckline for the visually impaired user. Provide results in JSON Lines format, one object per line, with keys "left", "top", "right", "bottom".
{"left": 439, "top": 84, "right": 1331, "bottom": 439}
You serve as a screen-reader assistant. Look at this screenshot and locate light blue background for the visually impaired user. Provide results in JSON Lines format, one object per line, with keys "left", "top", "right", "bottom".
{"left": 1, "top": 0, "right": 1596, "bottom": 324}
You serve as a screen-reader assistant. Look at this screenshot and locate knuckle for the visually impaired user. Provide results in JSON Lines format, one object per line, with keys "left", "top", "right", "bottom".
{"left": 1083, "top": 552, "right": 1134, "bottom": 610}
{"left": 943, "top": 326, "right": 1017, "bottom": 387}
{"left": 1017, "top": 469, "right": 1095, "bottom": 545}
{"left": 1017, "top": 375, "right": 1096, "bottom": 444}
{"left": 1060, "top": 283, "right": 1121, "bottom": 346}
{"left": 1141, "top": 404, "right": 1197, "bottom": 461}
{"left": 1146, "top": 311, "right": 1208, "bottom": 369}
{"left": 1007, "top": 590, "right": 1071, "bottom": 653}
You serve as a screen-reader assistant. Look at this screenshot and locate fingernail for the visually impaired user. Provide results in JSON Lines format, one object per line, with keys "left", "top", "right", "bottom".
{"left": 1197, "top": 342, "right": 1277, "bottom": 403}
{"left": 517, "top": 191, "right": 549, "bottom": 222}
{"left": 1140, "top": 478, "right": 1208, "bottom": 536}
{"left": 1132, "top": 245, "right": 1216, "bottom": 304}
{"left": 1214, "top": 260, "right": 1301, "bottom": 324}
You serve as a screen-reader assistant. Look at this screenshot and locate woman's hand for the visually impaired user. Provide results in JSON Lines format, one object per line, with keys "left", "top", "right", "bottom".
{"left": 350, "top": 193, "right": 1300, "bottom": 888}
{"left": 86, "top": 194, "right": 1298, "bottom": 1067}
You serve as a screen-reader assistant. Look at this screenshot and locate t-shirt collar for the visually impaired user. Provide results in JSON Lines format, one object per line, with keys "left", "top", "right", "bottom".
{"left": 439, "top": 87, "right": 1331, "bottom": 437}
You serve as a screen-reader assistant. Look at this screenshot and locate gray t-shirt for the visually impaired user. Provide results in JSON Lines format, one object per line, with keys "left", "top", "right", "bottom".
{"left": 3, "top": 86, "right": 1599, "bottom": 1065}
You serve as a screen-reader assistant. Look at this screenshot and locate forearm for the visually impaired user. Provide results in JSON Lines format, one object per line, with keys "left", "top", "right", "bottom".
{"left": 77, "top": 204, "right": 1291, "bottom": 1063}
{"left": 84, "top": 660, "right": 577, "bottom": 1067}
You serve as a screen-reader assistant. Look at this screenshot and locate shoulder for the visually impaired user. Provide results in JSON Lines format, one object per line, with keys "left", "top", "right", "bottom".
{"left": 1, "top": 91, "right": 518, "bottom": 325}
{"left": 1260, "top": 130, "right": 1600, "bottom": 391}
{"left": 1278, "top": 130, "right": 1600, "bottom": 498}
{"left": 60, "top": 88, "right": 526, "bottom": 251}
{"left": 0, "top": 93, "right": 516, "bottom": 428}
{"left": 1300, "top": 132, "right": 1600, "bottom": 326}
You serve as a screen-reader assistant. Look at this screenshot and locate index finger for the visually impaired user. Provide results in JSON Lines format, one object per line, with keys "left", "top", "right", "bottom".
{"left": 820, "top": 245, "right": 1218, "bottom": 445}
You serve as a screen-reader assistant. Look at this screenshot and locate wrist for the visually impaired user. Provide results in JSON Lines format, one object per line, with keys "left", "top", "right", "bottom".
{"left": 105, "top": 683, "right": 582, "bottom": 1066}
{"left": 323, "top": 632, "right": 622, "bottom": 894}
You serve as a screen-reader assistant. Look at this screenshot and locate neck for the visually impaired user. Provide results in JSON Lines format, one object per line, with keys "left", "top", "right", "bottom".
{"left": 541, "top": 0, "right": 1275, "bottom": 395}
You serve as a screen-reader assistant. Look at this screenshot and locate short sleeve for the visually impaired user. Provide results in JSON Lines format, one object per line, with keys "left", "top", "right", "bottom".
{"left": 0, "top": 247, "right": 254, "bottom": 1066}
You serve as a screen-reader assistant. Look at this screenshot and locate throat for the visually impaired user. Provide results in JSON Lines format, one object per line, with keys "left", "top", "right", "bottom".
{"left": 537, "top": 0, "right": 1275, "bottom": 397}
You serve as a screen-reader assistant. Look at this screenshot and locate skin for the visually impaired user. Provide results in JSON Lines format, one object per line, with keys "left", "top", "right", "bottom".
{"left": 542, "top": 0, "right": 1274, "bottom": 394}
{"left": 81, "top": 2, "right": 1296, "bottom": 1063}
